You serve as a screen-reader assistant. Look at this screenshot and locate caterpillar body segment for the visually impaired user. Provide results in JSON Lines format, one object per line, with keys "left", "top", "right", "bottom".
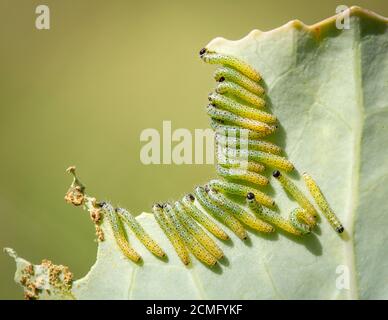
{"left": 102, "top": 203, "right": 141, "bottom": 262}
{"left": 208, "top": 93, "right": 272, "bottom": 122}
{"left": 181, "top": 195, "right": 229, "bottom": 241}
{"left": 302, "top": 173, "right": 344, "bottom": 234}
{"left": 174, "top": 201, "right": 224, "bottom": 260}
{"left": 163, "top": 203, "right": 218, "bottom": 266}
{"left": 206, "top": 104, "right": 277, "bottom": 134}
{"left": 272, "top": 171, "right": 317, "bottom": 225}
{"left": 152, "top": 204, "right": 190, "bottom": 265}
{"left": 216, "top": 80, "right": 266, "bottom": 108}
{"left": 116, "top": 208, "right": 166, "bottom": 258}
{"left": 207, "top": 188, "right": 274, "bottom": 233}
{"left": 194, "top": 186, "right": 247, "bottom": 240}
{"left": 289, "top": 208, "right": 311, "bottom": 235}
{"left": 214, "top": 66, "right": 265, "bottom": 96}
{"left": 216, "top": 134, "right": 282, "bottom": 155}
{"left": 200, "top": 48, "right": 261, "bottom": 82}
{"left": 209, "top": 179, "right": 275, "bottom": 208}
{"left": 246, "top": 194, "right": 302, "bottom": 236}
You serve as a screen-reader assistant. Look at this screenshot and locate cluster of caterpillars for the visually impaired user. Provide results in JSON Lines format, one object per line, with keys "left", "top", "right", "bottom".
{"left": 66, "top": 49, "right": 344, "bottom": 267}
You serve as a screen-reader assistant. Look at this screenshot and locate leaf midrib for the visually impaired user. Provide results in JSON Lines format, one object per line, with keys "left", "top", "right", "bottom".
{"left": 345, "top": 15, "right": 364, "bottom": 300}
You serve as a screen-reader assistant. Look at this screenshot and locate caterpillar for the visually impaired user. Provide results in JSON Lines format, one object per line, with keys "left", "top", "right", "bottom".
{"left": 208, "top": 93, "right": 273, "bottom": 122}
{"left": 101, "top": 202, "right": 142, "bottom": 262}
{"left": 302, "top": 173, "right": 344, "bottom": 233}
{"left": 181, "top": 194, "right": 229, "bottom": 241}
{"left": 216, "top": 80, "right": 266, "bottom": 108}
{"left": 116, "top": 207, "right": 166, "bottom": 258}
{"left": 272, "top": 170, "right": 317, "bottom": 226}
{"left": 209, "top": 179, "right": 275, "bottom": 208}
{"left": 289, "top": 208, "right": 312, "bottom": 235}
{"left": 220, "top": 147, "right": 294, "bottom": 172}
{"left": 152, "top": 203, "right": 189, "bottom": 265}
{"left": 215, "top": 134, "right": 282, "bottom": 155}
{"left": 216, "top": 164, "right": 269, "bottom": 186}
{"left": 199, "top": 48, "right": 261, "bottom": 81}
{"left": 174, "top": 201, "right": 224, "bottom": 260}
{"left": 195, "top": 186, "right": 247, "bottom": 240}
{"left": 66, "top": 48, "right": 343, "bottom": 267}
{"left": 206, "top": 104, "right": 277, "bottom": 134}
{"left": 213, "top": 66, "right": 265, "bottom": 96}
{"left": 163, "top": 203, "right": 218, "bottom": 266}
{"left": 211, "top": 120, "right": 271, "bottom": 139}
{"left": 246, "top": 193, "right": 303, "bottom": 236}
{"left": 206, "top": 188, "right": 274, "bottom": 233}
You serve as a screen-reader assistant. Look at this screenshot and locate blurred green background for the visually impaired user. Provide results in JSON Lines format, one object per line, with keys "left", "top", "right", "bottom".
{"left": 0, "top": 0, "right": 387, "bottom": 299}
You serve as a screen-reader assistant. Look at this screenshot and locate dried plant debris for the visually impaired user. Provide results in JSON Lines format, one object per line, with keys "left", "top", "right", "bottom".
{"left": 65, "top": 166, "right": 105, "bottom": 242}
{"left": 64, "top": 166, "right": 85, "bottom": 206}
{"left": 5, "top": 248, "right": 75, "bottom": 300}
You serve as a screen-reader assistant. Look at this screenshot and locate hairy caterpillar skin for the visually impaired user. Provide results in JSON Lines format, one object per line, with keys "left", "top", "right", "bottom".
{"left": 102, "top": 203, "right": 142, "bottom": 262}
{"left": 246, "top": 194, "right": 302, "bottom": 236}
{"left": 206, "top": 104, "right": 277, "bottom": 134}
{"left": 216, "top": 80, "right": 266, "bottom": 108}
{"left": 272, "top": 171, "right": 317, "bottom": 226}
{"left": 289, "top": 208, "right": 311, "bottom": 235}
{"left": 302, "top": 173, "right": 344, "bottom": 234}
{"left": 214, "top": 66, "right": 265, "bottom": 96}
{"left": 207, "top": 188, "right": 274, "bottom": 233}
{"left": 208, "top": 93, "right": 272, "bottom": 122}
{"left": 216, "top": 164, "right": 269, "bottom": 186}
{"left": 163, "top": 203, "right": 218, "bottom": 266}
{"left": 194, "top": 186, "right": 248, "bottom": 240}
{"left": 200, "top": 48, "right": 261, "bottom": 82}
{"left": 209, "top": 179, "right": 275, "bottom": 208}
{"left": 174, "top": 201, "right": 224, "bottom": 260}
{"left": 152, "top": 204, "right": 190, "bottom": 265}
{"left": 216, "top": 134, "right": 282, "bottom": 155}
{"left": 116, "top": 208, "right": 165, "bottom": 258}
{"left": 211, "top": 120, "right": 271, "bottom": 139}
{"left": 181, "top": 195, "right": 229, "bottom": 241}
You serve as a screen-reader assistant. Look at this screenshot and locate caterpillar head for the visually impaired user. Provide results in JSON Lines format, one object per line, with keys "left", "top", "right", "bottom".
{"left": 199, "top": 47, "right": 207, "bottom": 57}
{"left": 246, "top": 192, "right": 255, "bottom": 201}
{"left": 152, "top": 203, "right": 164, "bottom": 214}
